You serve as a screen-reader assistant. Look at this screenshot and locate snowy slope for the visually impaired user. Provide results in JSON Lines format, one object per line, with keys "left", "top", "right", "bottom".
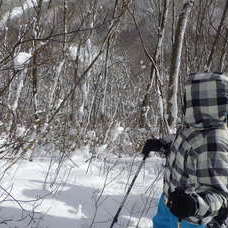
{"left": 0, "top": 149, "right": 164, "bottom": 228}
{"left": 0, "top": 0, "right": 50, "bottom": 28}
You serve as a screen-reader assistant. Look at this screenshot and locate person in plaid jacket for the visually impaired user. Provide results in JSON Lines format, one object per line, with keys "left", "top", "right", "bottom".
{"left": 143, "top": 72, "right": 228, "bottom": 228}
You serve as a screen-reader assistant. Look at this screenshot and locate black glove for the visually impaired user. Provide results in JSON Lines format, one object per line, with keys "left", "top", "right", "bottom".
{"left": 142, "top": 138, "right": 164, "bottom": 157}
{"left": 167, "top": 188, "right": 198, "bottom": 219}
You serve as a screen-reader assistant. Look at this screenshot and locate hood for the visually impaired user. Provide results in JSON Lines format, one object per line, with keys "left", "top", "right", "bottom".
{"left": 184, "top": 72, "right": 228, "bottom": 128}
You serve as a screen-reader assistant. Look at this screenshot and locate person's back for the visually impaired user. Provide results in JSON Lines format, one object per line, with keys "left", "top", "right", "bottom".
{"left": 151, "top": 72, "right": 228, "bottom": 227}
{"left": 164, "top": 126, "right": 228, "bottom": 225}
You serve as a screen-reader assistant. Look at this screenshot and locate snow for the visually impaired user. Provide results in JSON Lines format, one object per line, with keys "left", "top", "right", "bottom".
{"left": 110, "top": 124, "right": 124, "bottom": 142}
{"left": 0, "top": 0, "right": 52, "bottom": 28}
{"left": 68, "top": 43, "right": 97, "bottom": 64}
{"left": 0, "top": 147, "right": 164, "bottom": 228}
{"left": 14, "top": 52, "right": 32, "bottom": 70}
{"left": 69, "top": 46, "right": 79, "bottom": 61}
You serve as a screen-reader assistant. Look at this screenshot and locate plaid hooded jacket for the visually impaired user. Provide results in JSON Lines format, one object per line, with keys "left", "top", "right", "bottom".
{"left": 163, "top": 72, "right": 228, "bottom": 225}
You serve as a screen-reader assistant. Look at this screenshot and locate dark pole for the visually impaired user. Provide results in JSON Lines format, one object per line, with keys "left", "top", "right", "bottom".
{"left": 109, "top": 154, "right": 148, "bottom": 228}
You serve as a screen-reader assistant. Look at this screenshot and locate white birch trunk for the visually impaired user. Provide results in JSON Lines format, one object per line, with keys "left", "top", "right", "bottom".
{"left": 11, "top": 70, "right": 27, "bottom": 112}
{"left": 79, "top": 21, "right": 94, "bottom": 118}
{"left": 167, "top": 0, "right": 194, "bottom": 130}
{"left": 49, "top": 60, "right": 65, "bottom": 109}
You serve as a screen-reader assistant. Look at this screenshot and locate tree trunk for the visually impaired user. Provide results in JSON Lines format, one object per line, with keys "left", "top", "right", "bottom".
{"left": 139, "top": 0, "right": 171, "bottom": 129}
{"left": 219, "top": 29, "right": 228, "bottom": 72}
{"left": 167, "top": 0, "right": 194, "bottom": 130}
{"left": 32, "top": 0, "right": 43, "bottom": 120}
{"left": 205, "top": 0, "right": 228, "bottom": 71}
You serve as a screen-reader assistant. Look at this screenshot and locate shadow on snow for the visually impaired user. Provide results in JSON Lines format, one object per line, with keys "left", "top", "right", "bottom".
{"left": 0, "top": 180, "right": 159, "bottom": 228}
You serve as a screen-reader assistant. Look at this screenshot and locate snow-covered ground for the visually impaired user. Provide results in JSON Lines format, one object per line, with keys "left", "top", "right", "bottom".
{"left": 0, "top": 147, "right": 164, "bottom": 228}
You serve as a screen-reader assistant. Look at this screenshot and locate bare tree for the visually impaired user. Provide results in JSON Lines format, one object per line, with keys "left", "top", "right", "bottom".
{"left": 139, "top": 0, "right": 171, "bottom": 133}
{"left": 205, "top": 0, "right": 228, "bottom": 71}
{"left": 166, "top": 0, "right": 194, "bottom": 130}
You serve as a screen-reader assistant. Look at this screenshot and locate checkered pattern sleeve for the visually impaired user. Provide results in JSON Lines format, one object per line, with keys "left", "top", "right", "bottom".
{"left": 191, "top": 131, "right": 228, "bottom": 224}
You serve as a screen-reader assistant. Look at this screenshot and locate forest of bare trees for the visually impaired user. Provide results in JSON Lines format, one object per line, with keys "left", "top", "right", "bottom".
{"left": 0, "top": 0, "right": 228, "bottom": 160}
